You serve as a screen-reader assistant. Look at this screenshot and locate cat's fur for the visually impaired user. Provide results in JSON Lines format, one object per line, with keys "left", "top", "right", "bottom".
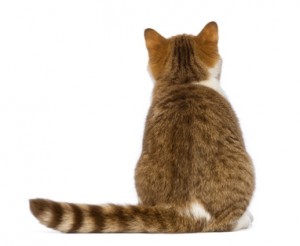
{"left": 30, "top": 22, "right": 255, "bottom": 233}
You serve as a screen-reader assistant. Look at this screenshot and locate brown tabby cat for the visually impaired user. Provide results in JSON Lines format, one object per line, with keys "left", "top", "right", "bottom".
{"left": 30, "top": 22, "right": 255, "bottom": 233}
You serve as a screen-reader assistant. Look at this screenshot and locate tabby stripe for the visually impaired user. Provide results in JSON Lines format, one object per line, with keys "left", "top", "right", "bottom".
{"left": 176, "top": 39, "right": 182, "bottom": 67}
{"left": 89, "top": 205, "right": 105, "bottom": 232}
{"left": 129, "top": 206, "right": 149, "bottom": 231}
{"left": 48, "top": 201, "right": 63, "bottom": 229}
{"left": 112, "top": 205, "right": 130, "bottom": 231}
{"left": 68, "top": 204, "right": 83, "bottom": 232}
{"left": 169, "top": 37, "right": 208, "bottom": 83}
{"left": 187, "top": 41, "right": 202, "bottom": 81}
{"left": 56, "top": 203, "right": 74, "bottom": 232}
{"left": 185, "top": 40, "right": 192, "bottom": 70}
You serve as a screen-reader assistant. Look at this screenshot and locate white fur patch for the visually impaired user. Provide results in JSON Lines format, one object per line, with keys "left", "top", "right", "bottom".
{"left": 193, "top": 59, "right": 227, "bottom": 98}
{"left": 147, "top": 64, "right": 156, "bottom": 84}
{"left": 209, "top": 59, "right": 222, "bottom": 79}
{"left": 233, "top": 211, "right": 253, "bottom": 231}
{"left": 185, "top": 202, "right": 211, "bottom": 221}
{"left": 198, "top": 78, "right": 227, "bottom": 98}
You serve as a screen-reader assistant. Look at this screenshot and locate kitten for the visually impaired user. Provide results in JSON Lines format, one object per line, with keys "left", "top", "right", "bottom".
{"left": 30, "top": 22, "right": 255, "bottom": 233}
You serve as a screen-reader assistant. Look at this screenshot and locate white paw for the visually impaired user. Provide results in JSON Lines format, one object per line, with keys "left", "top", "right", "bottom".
{"left": 233, "top": 211, "right": 253, "bottom": 231}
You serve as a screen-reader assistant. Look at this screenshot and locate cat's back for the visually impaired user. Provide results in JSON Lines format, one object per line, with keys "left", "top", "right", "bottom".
{"left": 145, "top": 83, "right": 245, "bottom": 156}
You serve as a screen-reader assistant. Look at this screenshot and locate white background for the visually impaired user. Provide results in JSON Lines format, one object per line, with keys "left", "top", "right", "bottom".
{"left": 1, "top": 0, "right": 300, "bottom": 245}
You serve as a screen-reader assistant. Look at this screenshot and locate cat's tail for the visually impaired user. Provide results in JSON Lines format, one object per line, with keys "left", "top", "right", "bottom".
{"left": 29, "top": 198, "right": 211, "bottom": 233}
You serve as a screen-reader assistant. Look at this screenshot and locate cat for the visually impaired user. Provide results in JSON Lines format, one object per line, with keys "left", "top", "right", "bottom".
{"left": 30, "top": 21, "right": 255, "bottom": 233}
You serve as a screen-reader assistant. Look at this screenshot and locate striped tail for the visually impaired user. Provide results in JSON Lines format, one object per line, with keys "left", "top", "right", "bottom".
{"left": 29, "top": 199, "right": 208, "bottom": 233}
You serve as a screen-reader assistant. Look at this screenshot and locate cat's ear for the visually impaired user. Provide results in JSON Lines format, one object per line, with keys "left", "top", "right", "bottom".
{"left": 196, "top": 22, "right": 218, "bottom": 44}
{"left": 144, "top": 28, "right": 167, "bottom": 51}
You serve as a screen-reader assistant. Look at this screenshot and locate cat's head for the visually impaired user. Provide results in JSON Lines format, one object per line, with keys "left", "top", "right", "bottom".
{"left": 144, "top": 22, "right": 221, "bottom": 84}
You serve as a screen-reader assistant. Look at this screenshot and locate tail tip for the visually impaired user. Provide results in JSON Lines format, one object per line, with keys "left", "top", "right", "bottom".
{"left": 29, "top": 198, "right": 49, "bottom": 218}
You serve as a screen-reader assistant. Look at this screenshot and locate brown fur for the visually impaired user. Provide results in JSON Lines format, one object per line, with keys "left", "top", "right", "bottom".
{"left": 30, "top": 22, "right": 255, "bottom": 233}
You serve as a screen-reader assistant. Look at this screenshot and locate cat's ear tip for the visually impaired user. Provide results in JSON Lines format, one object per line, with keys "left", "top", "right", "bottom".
{"left": 196, "top": 21, "right": 219, "bottom": 43}
{"left": 209, "top": 21, "right": 218, "bottom": 25}
{"left": 145, "top": 28, "right": 154, "bottom": 32}
{"left": 144, "top": 28, "right": 161, "bottom": 39}
{"left": 144, "top": 29, "right": 166, "bottom": 43}
{"left": 144, "top": 28, "right": 154, "bottom": 36}
{"left": 206, "top": 21, "right": 218, "bottom": 29}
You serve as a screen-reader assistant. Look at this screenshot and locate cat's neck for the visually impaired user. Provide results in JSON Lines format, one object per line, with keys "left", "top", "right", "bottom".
{"left": 151, "top": 59, "right": 227, "bottom": 100}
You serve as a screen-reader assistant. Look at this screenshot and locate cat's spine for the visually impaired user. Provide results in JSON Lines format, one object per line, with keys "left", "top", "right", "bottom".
{"left": 30, "top": 199, "right": 210, "bottom": 233}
